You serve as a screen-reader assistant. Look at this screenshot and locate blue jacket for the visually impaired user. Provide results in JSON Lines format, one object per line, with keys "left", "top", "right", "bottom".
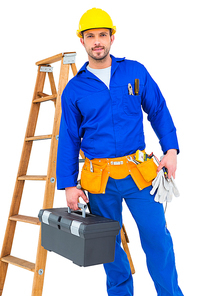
{"left": 56, "top": 55, "right": 179, "bottom": 190}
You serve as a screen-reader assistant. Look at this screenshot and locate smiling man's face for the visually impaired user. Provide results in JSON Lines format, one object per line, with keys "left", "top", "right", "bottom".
{"left": 80, "top": 28, "right": 115, "bottom": 66}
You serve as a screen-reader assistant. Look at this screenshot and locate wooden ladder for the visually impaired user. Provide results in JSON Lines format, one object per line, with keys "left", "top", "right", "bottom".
{"left": 0, "top": 52, "right": 135, "bottom": 296}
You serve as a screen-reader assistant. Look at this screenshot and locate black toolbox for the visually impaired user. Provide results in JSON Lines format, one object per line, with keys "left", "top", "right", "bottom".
{"left": 38, "top": 203, "right": 120, "bottom": 267}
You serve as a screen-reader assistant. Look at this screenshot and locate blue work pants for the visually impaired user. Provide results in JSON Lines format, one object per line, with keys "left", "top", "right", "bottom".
{"left": 88, "top": 175, "right": 184, "bottom": 296}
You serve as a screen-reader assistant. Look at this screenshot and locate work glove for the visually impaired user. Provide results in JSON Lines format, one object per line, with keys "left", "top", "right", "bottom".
{"left": 150, "top": 169, "right": 180, "bottom": 203}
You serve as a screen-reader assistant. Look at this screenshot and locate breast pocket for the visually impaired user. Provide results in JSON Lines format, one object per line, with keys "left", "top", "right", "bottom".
{"left": 123, "top": 92, "right": 142, "bottom": 115}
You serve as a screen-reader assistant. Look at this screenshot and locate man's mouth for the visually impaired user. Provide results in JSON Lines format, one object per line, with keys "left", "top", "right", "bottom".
{"left": 92, "top": 47, "right": 104, "bottom": 52}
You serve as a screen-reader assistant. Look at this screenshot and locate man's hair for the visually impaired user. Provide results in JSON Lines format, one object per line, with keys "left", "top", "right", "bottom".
{"left": 81, "top": 28, "right": 113, "bottom": 38}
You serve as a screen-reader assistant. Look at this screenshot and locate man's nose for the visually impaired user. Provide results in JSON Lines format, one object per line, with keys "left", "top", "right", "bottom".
{"left": 94, "top": 39, "right": 101, "bottom": 46}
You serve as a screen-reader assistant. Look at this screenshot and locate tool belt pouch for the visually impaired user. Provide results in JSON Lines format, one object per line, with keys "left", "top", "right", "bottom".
{"left": 81, "top": 167, "right": 102, "bottom": 194}
{"left": 136, "top": 158, "right": 157, "bottom": 182}
{"left": 81, "top": 161, "right": 108, "bottom": 194}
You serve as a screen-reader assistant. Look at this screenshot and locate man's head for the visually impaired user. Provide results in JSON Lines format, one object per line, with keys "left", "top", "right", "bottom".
{"left": 77, "top": 8, "right": 116, "bottom": 66}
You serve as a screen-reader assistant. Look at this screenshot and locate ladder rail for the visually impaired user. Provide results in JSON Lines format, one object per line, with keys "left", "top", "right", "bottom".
{"left": 0, "top": 68, "right": 46, "bottom": 295}
{"left": 31, "top": 56, "right": 71, "bottom": 296}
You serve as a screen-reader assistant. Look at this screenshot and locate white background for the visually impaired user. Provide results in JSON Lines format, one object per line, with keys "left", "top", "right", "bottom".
{"left": 0, "top": 0, "right": 196, "bottom": 295}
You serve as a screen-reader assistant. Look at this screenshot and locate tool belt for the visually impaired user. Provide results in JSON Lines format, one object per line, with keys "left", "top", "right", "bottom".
{"left": 81, "top": 152, "right": 158, "bottom": 194}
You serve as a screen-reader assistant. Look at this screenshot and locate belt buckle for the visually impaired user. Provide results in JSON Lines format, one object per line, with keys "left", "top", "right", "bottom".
{"left": 110, "top": 161, "right": 124, "bottom": 165}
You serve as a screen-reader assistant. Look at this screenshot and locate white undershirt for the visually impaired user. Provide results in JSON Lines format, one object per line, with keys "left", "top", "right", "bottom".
{"left": 87, "top": 65, "right": 111, "bottom": 88}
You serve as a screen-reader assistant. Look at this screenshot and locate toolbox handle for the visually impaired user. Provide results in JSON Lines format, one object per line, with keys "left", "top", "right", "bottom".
{"left": 68, "top": 203, "right": 88, "bottom": 218}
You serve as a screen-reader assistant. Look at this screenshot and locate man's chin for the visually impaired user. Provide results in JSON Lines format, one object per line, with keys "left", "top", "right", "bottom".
{"left": 90, "top": 52, "right": 108, "bottom": 61}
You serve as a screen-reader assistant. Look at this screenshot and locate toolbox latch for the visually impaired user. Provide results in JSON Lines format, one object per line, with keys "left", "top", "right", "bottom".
{"left": 70, "top": 220, "right": 82, "bottom": 237}
{"left": 42, "top": 210, "right": 52, "bottom": 225}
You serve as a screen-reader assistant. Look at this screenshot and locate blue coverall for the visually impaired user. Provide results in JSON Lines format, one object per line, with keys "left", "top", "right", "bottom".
{"left": 56, "top": 55, "right": 183, "bottom": 296}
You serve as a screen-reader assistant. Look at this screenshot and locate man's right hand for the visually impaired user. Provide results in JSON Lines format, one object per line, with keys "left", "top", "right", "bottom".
{"left": 65, "top": 187, "right": 89, "bottom": 210}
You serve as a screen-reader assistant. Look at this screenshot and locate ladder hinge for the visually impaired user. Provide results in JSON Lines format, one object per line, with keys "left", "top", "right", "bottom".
{"left": 40, "top": 66, "right": 53, "bottom": 73}
{"left": 63, "top": 53, "right": 76, "bottom": 64}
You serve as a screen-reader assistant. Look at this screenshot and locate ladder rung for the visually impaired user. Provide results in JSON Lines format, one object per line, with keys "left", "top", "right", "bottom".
{"left": 1, "top": 255, "right": 35, "bottom": 272}
{"left": 33, "top": 94, "right": 57, "bottom": 103}
{"left": 9, "top": 215, "right": 40, "bottom": 225}
{"left": 37, "top": 92, "right": 50, "bottom": 97}
{"left": 25, "top": 135, "right": 52, "bottom": 141}
{"left": 18, "top": 175, "right": 47, "bottom": 181}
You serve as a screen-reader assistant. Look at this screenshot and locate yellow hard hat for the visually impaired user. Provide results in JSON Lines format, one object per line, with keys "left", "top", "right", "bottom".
{"left": 76, "top": 8, "right": 116, "bottom": 38}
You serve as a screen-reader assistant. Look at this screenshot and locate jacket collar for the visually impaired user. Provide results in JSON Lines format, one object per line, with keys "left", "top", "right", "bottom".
{"left": 77, "top": 55, "right": 125, "bottom": 78}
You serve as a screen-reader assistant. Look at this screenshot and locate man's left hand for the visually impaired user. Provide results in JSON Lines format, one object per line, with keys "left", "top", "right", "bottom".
{"left": 157, "top": 149, "right": 177, "bottom": 179}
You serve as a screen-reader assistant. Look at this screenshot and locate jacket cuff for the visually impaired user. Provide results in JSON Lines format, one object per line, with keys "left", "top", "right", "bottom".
{"left": 56, "top": 174, "right": 78, "bottom": 190}
{"left": 159, "top": 129, "right": 180, "bottom": 154}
